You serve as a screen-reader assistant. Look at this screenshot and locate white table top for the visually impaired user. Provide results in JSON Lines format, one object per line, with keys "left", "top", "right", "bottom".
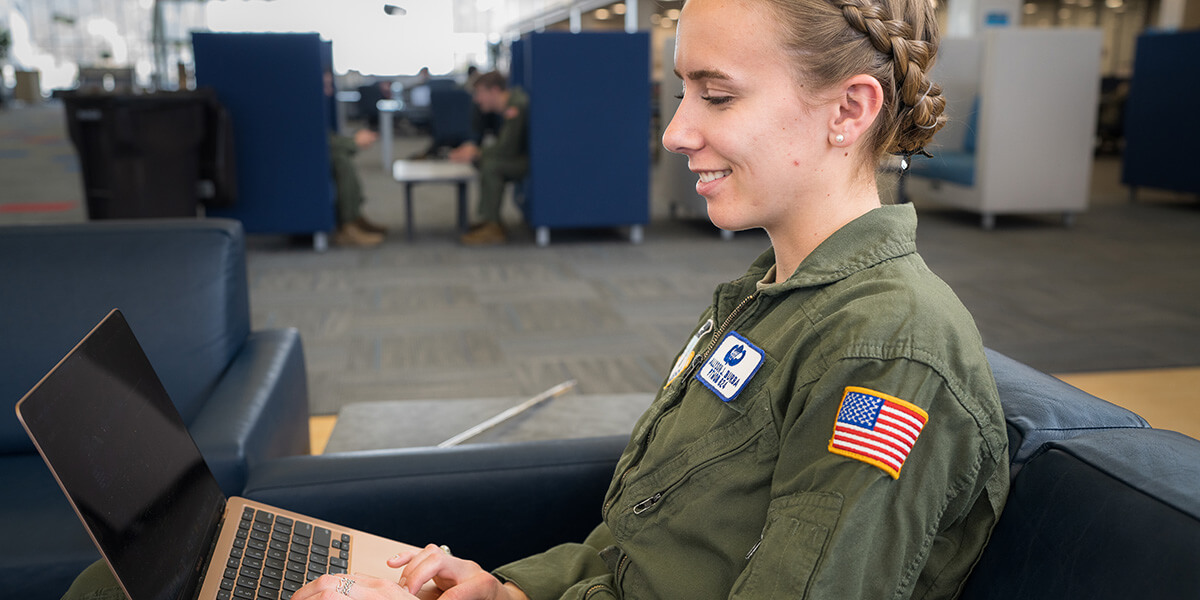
{"left": 392, "top": 159, "right": 476, "bottom": 183}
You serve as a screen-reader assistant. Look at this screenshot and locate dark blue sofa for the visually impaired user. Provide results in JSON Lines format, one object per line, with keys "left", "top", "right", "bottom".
{"left": 244, "top": 349, "right": 1200, "bottom": 597}
{"left": 0, "top": 218, "right": 310, "bottom": 600}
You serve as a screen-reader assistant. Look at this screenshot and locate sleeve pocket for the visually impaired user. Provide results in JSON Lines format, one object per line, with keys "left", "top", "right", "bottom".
{"left": 730, "top": 492, "right": 844, "bottom": 599}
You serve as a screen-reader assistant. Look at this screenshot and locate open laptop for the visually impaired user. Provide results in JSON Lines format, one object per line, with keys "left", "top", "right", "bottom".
{"left": 16, "top": 310, "right": 417, "bottom": 600}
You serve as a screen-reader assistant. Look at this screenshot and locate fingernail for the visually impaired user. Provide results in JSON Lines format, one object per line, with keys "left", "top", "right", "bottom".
{"left": 398, "top": 577, "right": 407, "bottom": 588}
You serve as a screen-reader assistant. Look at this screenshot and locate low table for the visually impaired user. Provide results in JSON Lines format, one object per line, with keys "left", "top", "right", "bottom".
{"left": 391, "top": 160, "right": 475, "bottom": 240}
{"left": 323, "top": 393, "right": 654, "bottom": 452}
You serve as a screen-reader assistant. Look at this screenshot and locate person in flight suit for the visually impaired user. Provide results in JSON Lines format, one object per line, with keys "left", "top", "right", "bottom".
{"left": 448, "top": 71, "right": 529, "bottom": 246}
{"left": 65, "top": 0, "right": 1009, "bottom": 597}
{"left": 298, "top": 0, "right": 1010, "bottom": 592}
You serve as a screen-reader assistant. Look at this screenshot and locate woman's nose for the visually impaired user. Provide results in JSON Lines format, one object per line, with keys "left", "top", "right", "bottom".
{"left": 662, "top": 99, "right": 699, "bottom": 156}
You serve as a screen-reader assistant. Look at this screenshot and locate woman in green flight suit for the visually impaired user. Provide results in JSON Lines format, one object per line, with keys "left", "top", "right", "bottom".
{"left": 297, "top": 0, "right": 1010, "bottom": 597}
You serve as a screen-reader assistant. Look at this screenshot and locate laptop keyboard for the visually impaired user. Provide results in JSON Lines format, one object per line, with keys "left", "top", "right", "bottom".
{"left": 217, "top": 507, "right": 352, "bottom": 600}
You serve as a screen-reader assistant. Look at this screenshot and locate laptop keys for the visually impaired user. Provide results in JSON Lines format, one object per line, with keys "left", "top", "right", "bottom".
{"left": 229, "top": 508, "right": 351, "bottom": 600}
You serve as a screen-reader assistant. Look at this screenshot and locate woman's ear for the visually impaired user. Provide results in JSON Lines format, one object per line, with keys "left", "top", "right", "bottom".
{"left": 828, "top": 74, "right": 884, "bottom": 147}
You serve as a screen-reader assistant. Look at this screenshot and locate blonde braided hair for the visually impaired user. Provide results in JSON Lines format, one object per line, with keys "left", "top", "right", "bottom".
{"left": 763, "top": 0, "right": 946, "bottom": 161}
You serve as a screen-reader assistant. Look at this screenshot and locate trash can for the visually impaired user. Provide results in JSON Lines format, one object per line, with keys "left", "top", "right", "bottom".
{"left": 62, "top": 90, "right": 234, "bottom": 219}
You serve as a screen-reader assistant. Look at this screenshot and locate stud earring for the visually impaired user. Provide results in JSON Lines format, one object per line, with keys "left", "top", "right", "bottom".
{"left": 835, "top": 134, "right": 845, "bottom": 144}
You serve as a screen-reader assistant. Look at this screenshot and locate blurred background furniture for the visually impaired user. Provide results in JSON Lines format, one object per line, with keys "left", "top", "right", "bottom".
{"left": 511, "top": 32, "right": 651, "bottom": 246}
{"left": 1121, "top": 30, "right": 1200, "bottom": 202}
{"left": 192, "top": 32, "right": 337, "bottom": 249}
{"left": 391, "top": 159, "right": 474, "bottom": 239}
{"left": 428, "top": 86, "right": 475, "bottom": 151}
{"left": 0, "top": 218, "right": 310, "bottom": 600}
{"left": 60, "top": 88, "right": 236, "bottom": 219}
{"left": 904, "top": 29, "right": 1103, "bottom": 228}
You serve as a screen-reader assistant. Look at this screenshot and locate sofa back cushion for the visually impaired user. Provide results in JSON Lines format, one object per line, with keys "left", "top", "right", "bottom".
{"left": 0, "top": 218, "right": 250, "bottom": 454}
{"left": 987, "top": 348, "right": 1150, "bottom": 475}
{"left": 958, "top": 428, "right": 1200, "bottom": 599}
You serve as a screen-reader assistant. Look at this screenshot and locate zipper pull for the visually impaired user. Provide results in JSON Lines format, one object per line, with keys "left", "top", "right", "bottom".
{"left": 633, "top": 492, "right": 663, "bottom": 515}
{"left": 746, "top": 526, "right": 766, "bottom": 560}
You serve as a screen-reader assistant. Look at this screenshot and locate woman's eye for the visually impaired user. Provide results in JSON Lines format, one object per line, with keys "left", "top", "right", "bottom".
{"left": 701, "top": 95, "right": 733, "bottom": 105}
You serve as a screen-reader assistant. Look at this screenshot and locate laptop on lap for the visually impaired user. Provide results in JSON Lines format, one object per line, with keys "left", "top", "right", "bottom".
{"left": 16, "top": 310, "right": 417, "bottom": 600}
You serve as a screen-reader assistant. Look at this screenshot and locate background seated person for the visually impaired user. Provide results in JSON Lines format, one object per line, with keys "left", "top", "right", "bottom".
{"left": 449, "top": 71, "right": 528, "bottom": 246}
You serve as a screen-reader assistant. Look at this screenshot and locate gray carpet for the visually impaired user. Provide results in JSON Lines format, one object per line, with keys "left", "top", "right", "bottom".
{"left": 4, "top": 102, "right": 1200, "bottom": 441}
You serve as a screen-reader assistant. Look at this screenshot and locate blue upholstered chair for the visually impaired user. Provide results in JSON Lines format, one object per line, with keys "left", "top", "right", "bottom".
{"left": 0, "top": 218, "right": 310, "bottom": 600}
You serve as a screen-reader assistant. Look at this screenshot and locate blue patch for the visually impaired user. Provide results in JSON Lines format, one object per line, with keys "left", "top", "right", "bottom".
{"left": 695, "top": 331, "right": 765, "bottom": 402}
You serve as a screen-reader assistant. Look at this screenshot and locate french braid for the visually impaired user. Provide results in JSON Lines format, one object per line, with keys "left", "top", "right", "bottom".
{"left": 833, "top": 0, "right": 945, "bottom": 153}
{"left": 764, "top": 0, "right": 946, "bottom": 159}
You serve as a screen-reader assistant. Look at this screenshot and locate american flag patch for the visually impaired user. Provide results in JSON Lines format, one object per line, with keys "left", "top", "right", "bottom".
{"left": 828, "top": 387, "right": 928, "bottom": 479}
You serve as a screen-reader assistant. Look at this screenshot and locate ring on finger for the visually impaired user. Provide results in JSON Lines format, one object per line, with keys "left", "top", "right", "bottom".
{"left": 335, "top": 577, "right": 355, "bottom": 596}
{"left": 439, "top": 544, "right": 452, "bottom": 557}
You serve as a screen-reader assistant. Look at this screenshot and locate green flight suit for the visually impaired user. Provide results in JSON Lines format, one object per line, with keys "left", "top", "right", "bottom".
{"left": 495, "top": 204, "right": 1010, "bottom": 599}
{"left": 329, "top": 133, "right": 365, "bottom": 226}
{"left": 476, "top": 87, "right": 529, "bottom": 224}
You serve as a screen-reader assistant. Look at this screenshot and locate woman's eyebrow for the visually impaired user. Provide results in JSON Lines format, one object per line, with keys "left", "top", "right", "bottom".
{"left": 674, "top": 67, "right": 733, "bottom": 82}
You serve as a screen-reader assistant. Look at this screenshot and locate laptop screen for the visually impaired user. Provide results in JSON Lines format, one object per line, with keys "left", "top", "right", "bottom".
{"left": 17, "top": 310, "right": 226, "bottom": 600}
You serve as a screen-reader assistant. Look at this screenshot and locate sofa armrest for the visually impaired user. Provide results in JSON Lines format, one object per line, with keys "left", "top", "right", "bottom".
{"left": 242, "top": 435, "right": 627, "bottom": 570}
{"left": 190, "top": 328, "right": 310, "bottom": 495}
{"left": 959, "top": 428, "right": 1200, "bottom": 599}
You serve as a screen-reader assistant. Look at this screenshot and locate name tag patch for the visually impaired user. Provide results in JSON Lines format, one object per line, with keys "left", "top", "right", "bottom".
{"left": 696, "top": 331, "right": 764, "bottom": 402}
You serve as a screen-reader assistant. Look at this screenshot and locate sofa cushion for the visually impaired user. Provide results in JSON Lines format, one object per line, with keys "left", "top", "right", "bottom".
{"left": 959, "top": 428, "right": 1200, "bottom": 599}
{"left": 961, "top": 95, "right": 981, "bottom": 154}
{"left": 0, "top": 455, "right": 100, "bottom": 599}
{"left": 907, "top": 150, "right": 976, "bottom": 187}
{"left": 0, "top": 219, "right": 250, "bottom": 454}
{"left": 987, "top": 348, "right": 1149, "bottom": 475}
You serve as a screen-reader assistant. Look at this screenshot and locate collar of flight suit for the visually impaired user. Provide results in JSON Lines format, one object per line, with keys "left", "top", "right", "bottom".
{"left": 747, "top": 203, "right": 920, "bottom": 296}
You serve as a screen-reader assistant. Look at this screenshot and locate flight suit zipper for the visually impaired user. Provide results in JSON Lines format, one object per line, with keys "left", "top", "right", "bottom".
{"left": 604, "top": 292, "right": 758, "bottom": 516}
{"left": 627, "top": 429, "right": 762, "bottom": 519}
{"left": 685, "top": 292, "right": 758, "bottom": 382}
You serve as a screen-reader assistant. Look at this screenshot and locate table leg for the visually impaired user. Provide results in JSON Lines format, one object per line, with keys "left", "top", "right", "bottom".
{"left": 380, "top": 111, "right": 394, "bottom": 172}
{"left": 457, "top": 182, "right": 469, "bottom": 232}
{"left": 406, "top": 182, "right": 415, "bottom": 241}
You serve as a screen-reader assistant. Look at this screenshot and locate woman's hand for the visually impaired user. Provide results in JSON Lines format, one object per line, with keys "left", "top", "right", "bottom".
{"left": 388, "top": 544, "right": 528, "bottom": 600}
{"left": 291, "top": 573, "right": 424, "bottom": 600}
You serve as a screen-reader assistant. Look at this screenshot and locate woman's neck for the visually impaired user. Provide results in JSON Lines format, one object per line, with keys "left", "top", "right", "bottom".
{"left": 766, "top": 177, "right": 882, "bottom": 284}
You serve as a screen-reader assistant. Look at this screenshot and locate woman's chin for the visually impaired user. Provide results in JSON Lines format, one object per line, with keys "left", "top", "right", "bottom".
{"left": 706, "top": 207, "right": 754, "bottom": 234}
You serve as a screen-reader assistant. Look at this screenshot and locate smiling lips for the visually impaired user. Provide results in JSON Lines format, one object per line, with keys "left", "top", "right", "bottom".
{"left": 697, "top": 170, "right": 732, "bottom": 183}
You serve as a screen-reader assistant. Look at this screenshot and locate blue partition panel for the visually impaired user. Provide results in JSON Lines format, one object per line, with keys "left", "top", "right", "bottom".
{"left": 193, "top": 32, "right": 335, "bottom": 235}
{"left": 1121, "top": 30, "right": 1200, "bottom": 196}
{"left": 522, "top": 32, "right": 650, "bottom": 229}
